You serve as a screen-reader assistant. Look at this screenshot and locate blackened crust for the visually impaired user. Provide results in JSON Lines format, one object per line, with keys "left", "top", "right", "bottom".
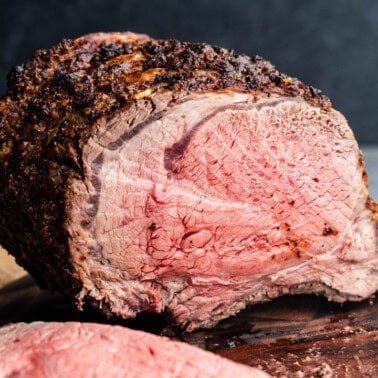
{"left": 0, "top": 32, "right": 331, "bottom": 297}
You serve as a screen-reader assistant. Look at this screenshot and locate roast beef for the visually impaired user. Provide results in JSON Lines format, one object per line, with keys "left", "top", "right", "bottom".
{"left": 0, "top": 322, "right": 268, "bottom": 377}
{"left": 0, "top": 32, "right": 377, "bottom": 330}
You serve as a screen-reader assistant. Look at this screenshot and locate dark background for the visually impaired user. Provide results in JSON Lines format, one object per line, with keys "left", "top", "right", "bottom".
{"left": 1, "top": 0, "right": 377, "bottom": 143}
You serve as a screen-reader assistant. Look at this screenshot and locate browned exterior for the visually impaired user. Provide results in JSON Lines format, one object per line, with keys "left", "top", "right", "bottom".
{"left": 0, "top": 32, "right": 331, "bottom": 298}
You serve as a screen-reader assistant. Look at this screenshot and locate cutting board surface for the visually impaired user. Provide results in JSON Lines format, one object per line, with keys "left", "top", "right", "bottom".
{"left": 0, "top": 248, "right": 377, "bottom": 377}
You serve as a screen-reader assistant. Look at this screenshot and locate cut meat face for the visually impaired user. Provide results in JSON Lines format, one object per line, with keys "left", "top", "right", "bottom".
{"left": 68, "top": 92, "right": 377, "bottom": 329}
{"left": 0, "top": 322, "right": 268, "bottom": 377}
{"left": 0, "top": 32, "right": 376, "bottom": 330}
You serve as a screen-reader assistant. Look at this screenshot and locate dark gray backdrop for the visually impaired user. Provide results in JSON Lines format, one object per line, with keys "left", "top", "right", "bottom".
{"left": 1, "top": 0, "right": 377, "bottom": 143}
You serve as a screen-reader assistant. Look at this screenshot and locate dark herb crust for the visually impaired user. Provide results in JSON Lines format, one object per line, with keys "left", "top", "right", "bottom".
{"left": 0, "top": 32, "right": 331, "bottom": 296}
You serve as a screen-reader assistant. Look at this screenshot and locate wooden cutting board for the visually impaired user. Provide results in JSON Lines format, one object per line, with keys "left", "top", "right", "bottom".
{"left": 0, "top": 246, "right": 377, "bottom": 377}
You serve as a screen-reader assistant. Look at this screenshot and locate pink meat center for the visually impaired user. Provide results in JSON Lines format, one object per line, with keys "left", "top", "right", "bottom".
{"left": 91, "top": 97, "right": 361, "bottom": 280}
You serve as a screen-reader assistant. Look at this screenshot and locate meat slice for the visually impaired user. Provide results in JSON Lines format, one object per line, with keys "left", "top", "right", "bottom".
{"left": 0, "top": 32, "right": 377, "bottom": 330}
{"left": 0, "top": 322, "right": 268, "bottom": 377}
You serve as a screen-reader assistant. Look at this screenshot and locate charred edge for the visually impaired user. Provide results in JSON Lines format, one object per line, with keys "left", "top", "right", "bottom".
{"left": 91, "top": 42, "right": 133, "bottom": 64}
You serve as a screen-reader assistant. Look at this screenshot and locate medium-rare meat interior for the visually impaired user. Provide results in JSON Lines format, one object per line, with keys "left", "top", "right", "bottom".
{"left": 0, "top": 322, "right": 269, "bottom": 377}
{"left": 0, "top": 32, "right": 377, "bottom": 330}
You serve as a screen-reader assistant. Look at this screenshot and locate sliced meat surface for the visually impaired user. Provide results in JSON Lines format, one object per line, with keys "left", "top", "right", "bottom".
{"left": 0, "top": 32, "right": 376, "bottom": 330}
{"left": 0, "top": 322, "right": 268, "bottom": 377}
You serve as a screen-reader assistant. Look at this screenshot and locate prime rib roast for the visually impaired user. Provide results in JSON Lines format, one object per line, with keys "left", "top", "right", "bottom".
{"left": 0, "top": 32, "right": 377, "bottom": 331}
{"left": 0, "top": 322, "right": 268, "bottom": 377}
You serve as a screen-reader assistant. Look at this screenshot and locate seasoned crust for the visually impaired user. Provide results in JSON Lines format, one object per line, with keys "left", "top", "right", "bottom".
{"left": 0, "top": 32, "right": 331, "bottom": 297}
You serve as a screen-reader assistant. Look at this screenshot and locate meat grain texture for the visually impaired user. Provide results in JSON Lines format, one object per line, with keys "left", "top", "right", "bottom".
{"left": 0, "top": 32, "right": 377, "bottom": 330}
{"left": 0, "top": 322, "right": 268, "bottom": 377}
